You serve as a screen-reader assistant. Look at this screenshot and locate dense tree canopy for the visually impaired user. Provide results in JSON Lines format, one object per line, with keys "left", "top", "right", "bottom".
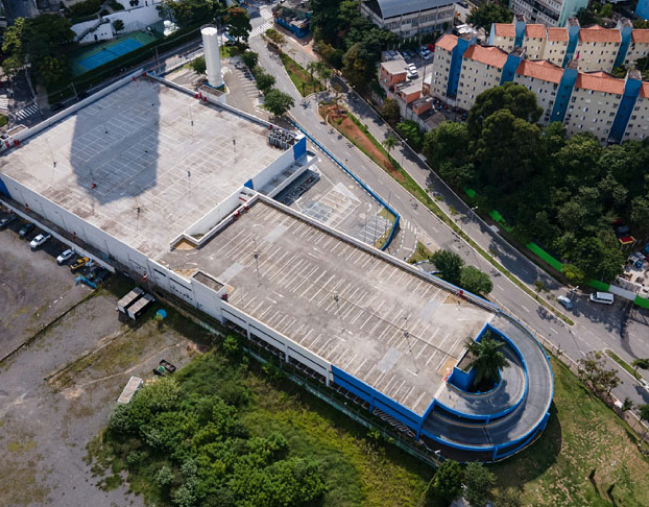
{"left": 225, "top": 6, "right": 252, "bottom": 44}
{"left": 424, "top": 83, "right": 646, "bottom": 283}
{"left": 264, "top": 89, "right": 295, "bottom": 116}
{"left": 1, "top": 15, "right": 75, "bottom": 88}
{"left": 466, "top": 0, "right": 513, "bottom": 31}
{"left": 310, "top": 0, "right": 396, "bottom": 89}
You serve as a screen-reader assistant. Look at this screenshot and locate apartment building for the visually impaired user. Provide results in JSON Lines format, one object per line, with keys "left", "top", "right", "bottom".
{"left": 575, "top": 26, "right": 621, "bottom": 72}
{"left": 512, "top": 60, "right": 564, "bottom": 123}
{"left": 625, "top": 29, "right": 649, "bottom": 66}
{"left": 360, "top": 0, "right": 456, "bottom": 39}
{"left": 509, "top": 0, "right": 588, "bottom": 27}
{"left": 563, "top": 72, "right": 624, "bottom": 138}
{"left": 430, "top": 34, "right": 646, "bottom": 143}
{"left": 625, "top": 83, "right": 649, "bottom": 140}
{"left": 456, "top": 46, "right": 507, "bottom": 110}
{"left": 489, "top": 17, "right": 648, "bottom": 72}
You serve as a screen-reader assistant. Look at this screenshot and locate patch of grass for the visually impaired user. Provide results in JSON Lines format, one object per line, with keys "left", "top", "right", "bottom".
{"left": 7, "top": 439, "right": 37, "bottom": 453}
{"left": 220, "top": 44, "right": 241, "bottom": 59}
{"left": 279, "top": 52, "right": 324, "bottom": 96}
{"left": 373, "top": 207, "right": 397, "bottom": 249}
{"left": 492, "top": 357, "right": 649, "bottom": 506}
{"left": 89, "top": 349, "right": 432, "bottom": 507}
{"left": 605, "top": 349, "right": 640, "bottom": 380}
{"left": 409, "top": 241, "right": 434, "bottom": 264}
{"left": 324, "top": 105, "right": 574, "bottom": 326}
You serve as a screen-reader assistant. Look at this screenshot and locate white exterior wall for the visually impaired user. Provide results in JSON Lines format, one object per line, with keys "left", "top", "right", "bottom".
{"left": 72, "top": 3, "right": 163, "bottom": 43}
{"left": 431, "top": 48, "right": 452, "bottom": 98}
{"left": 574, "top": 41, "right": 620, "bottom": 72}
{"left": 79, "top": 22, "right": 115, "bottom": 45}
{"left": 542, "top": 39, "right": 569, "bottom": 66}
{"left": 492, "top": 35, "right": 515, "bottom": 53}
{"left": 513, "top": 74, "right": 559, "bottom": 124}
{"left": 623, "top": 95, "right": 649, "bottom": 140}
{"left": 524, "top": 37, "right": 548, "bottom": 60}
{"left": 456, "top": 59, "right": 503, "bottom": 111}
{"left": 625, "top": 42, "right": 649, "bottom": 66}
{"left": 564, "top": 88, "right": 621, "bottom": 141}
{"left": 361, "top": 2, "right": 454, "bottom": 38}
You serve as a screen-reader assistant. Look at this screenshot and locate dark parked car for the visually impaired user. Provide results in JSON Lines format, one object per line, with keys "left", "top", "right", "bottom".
{"left": 0, "top": 214, "right": 17, "bottom": 228}
{"left": 19, "top": 222, "right": 35, "bottom": 238}
{"left": 50, "top": 103, "right": 65, "bottom": 112}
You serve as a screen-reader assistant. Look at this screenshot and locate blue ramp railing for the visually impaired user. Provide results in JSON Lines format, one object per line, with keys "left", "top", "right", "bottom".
{"left": 287, "top": 119, "right": 400, "bottom": 251}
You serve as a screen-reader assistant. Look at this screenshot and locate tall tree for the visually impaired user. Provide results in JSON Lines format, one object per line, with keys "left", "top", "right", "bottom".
{"left": 460, "top": 266, "right": 493, "bottom": 295}
{"left": 264, "top": 88, "right": 295, "bottom": 117}
{"left": 466, "top": 334, "right": 510, "bottom": 390}
{"left": 632, "top": 358, "right": 649, "bottom": 374}
{"left": 466, "top": 1, "right": 513, "bottom": 30}
{"left": 423, "top": 121, "right": 471, "bottom": 170}
{"left": 225, "top": 6, "right": 252, "bottom": 44}
{"left": 433, "top": 460, "right": 464, "bottom": 504}
{"left": 431, "top": 249, "right": 464, "bottom": 286}
{"left": 382, "top": 135, "right": 398, "bottom": 161}
{"left": 467, "top": 82, "right": 543, "bottom": 138}
{"left": 382, "top": 98, "right": 400, "bottom": 124}
{"left": 464, "top": 462, "right": 497, "bottom": 507}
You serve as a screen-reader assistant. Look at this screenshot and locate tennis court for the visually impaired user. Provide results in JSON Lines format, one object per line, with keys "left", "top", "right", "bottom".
{"left": 72, "top": 31, "right": 158, "bottom": 75}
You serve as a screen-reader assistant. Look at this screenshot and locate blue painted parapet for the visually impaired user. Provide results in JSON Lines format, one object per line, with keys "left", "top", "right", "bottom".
{"left": 293, "top": 135, "right": 307, "bottom": 160}
{"left": 609, "top": 71, "right": 642, "bottom": 144}
{"left": 514, "top": 15, "right": 526, "bottom": 47}
{"left": 447, "top": 36, "right": 474, "bottom": 99}
{"left": 0, "top": 175, "right": 11, "bottom": 199}
{"left": 615, "top": 20, "right": 633, "bottom": 69}
{"left": 549, "top": 62, "right": 578, "bottom": 123}
{"left": 287, "top": 119, "right": 401, "bottom": 252}
{"left": 563, "top": 19, "right": 581, "bottom": 67}
{"left": 500, "top": 51, "right": 523, "bottom": 85}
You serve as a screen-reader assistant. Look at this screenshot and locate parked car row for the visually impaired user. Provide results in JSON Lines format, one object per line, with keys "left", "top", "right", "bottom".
{"left": 0, "top": 210, "right": 110, "bottom": 284}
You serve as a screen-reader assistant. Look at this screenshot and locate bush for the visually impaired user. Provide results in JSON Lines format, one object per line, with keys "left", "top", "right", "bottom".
{"left": 0, "top": 114, "right": 8, "bottom": 128}
{"left": 241, "top": 50, "right": 258, "bottom": 69}
{"left": 108, "top": 0, "right": 125, "bottom": 10}
{"left": 190, "top": 56, "right": 206, "bottom": 74}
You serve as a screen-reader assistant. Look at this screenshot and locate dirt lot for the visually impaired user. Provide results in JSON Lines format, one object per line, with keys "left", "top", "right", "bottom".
{"left": 0, "top": 236, "right": 206, "bottom": 506}
{"left": 0, "top": 220, "right": 89, "bottom": 361}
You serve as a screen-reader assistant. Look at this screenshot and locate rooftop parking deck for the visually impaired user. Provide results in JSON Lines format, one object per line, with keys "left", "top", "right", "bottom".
{"left": 162, "top": 198, "right": 494, "bottom": 416}
{"left": 0, "top": 77, "right": 282, "bottom": 259}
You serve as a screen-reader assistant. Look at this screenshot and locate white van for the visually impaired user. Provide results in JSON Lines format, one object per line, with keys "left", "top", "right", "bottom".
{"left": 589, "top": 292, "right": 615, "bottom": 305}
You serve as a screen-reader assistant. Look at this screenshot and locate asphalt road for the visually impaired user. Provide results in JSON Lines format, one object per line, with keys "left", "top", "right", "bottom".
{"left": 245, "top": 9, "right": 649, "bottom": 415}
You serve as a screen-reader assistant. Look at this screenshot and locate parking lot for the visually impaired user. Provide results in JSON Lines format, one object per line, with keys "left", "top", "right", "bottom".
{"left": 0, "top": 212, "right": 209, "bottom": 506}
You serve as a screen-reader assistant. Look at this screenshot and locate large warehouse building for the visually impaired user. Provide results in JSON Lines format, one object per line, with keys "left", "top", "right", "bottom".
{"left": 0, "top": 71, "right": 553, "bottom": 461}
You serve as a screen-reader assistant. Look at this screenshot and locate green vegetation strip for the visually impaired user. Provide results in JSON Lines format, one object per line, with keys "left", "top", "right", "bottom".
{"left": 279, "top": 52, "right": 324, "bottom": 97}
{"left": 409, "top": 241, "right": 434, "bottom": 264}
{"left": 605, "top": 349, "right": 641, "bottom": 380}
{"left": 329, "top": 107, "right": 574, "bottom": 325}
{"left": 492, "top": 357, "right": 649, "bottom": 506}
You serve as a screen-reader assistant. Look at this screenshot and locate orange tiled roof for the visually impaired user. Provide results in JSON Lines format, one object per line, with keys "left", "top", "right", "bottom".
{"left": 525, "top": 24, "right": 546, "bottom": 39}
{"left": 547, "top": 27, "right": 569, "bottom": 42}
{"left": 463, "top": 45, "right": 508, "bottom": 69}
{"left": 632, "top": 29, "right": 649, "bottom": 44}
{"left": 575, "top": 72, "right": 625, "bottom": 94}
{"left": 493, "top": 23, "right": 516, "bottom": 38}
{"left": 578, "top": 25, "right": 621, "bottom": 43}
{"left": 436, "top": 34, "right": 458, "bottom": 52}
{"left": 515, "top": 60, "right": 563, "bottom": 84}
{"left": 641, "top": 82, "right": 649, "bottom": 98}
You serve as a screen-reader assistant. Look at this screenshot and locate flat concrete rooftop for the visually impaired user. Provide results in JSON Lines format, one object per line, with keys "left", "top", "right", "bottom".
{"left": 0, "top": 77, "right": 281, "bottom": 259}
{"left": 162, "top": 199, "right": 493, "bottom": 415}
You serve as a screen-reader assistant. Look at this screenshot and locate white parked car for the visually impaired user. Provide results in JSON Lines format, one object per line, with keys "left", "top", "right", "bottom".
{"left": 30, "top": 233, "right": 51, "bottom": 249}
{"left": 589, "top": 292, "right": 615, "bottom": 305}
{"left": 641, "top": 378, "right": 649, "bottom": 393}
{"left": 57, "top": 248, "right": 75, "bottom": 265}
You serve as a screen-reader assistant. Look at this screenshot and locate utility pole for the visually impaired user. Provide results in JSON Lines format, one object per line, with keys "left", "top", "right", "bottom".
{"left": 403, "top": 309, "right": 418, "bottom": 374}
{"left": 253, "top": 239, "right": 261, "bottom": 286}
{"left": 333, "top": 291, "right": 343, "bottom": 331}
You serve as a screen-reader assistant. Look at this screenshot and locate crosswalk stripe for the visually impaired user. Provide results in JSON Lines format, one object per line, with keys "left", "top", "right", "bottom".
{"left": 250, "top": 20, "right": 273, "bottom": 38}
{"left": 14, "top": 105, "right": 40, "bottom": 121}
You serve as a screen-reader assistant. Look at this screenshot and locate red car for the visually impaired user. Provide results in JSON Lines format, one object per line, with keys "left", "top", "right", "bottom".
{"left": 427, "top": 44, "right": 436, "bottom": 52}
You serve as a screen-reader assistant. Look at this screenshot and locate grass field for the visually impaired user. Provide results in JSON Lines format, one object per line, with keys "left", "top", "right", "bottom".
{"left": 89, "top": 344, "right": 432, "bottom": 507}
{"left": 409, "top": 241, "right": 434, "bottom": 264}
{"left": 491, "top": 358, "right": 649, "bottom": 506}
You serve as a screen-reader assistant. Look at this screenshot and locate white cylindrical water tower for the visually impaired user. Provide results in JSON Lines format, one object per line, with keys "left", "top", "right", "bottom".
{"left": 201, "top": 25, "right": 223, "bottom": 88}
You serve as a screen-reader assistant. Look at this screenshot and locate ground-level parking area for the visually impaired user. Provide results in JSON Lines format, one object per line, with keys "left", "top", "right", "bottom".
{"left": 0, "top": 223, "right": 206, "bottom": 506}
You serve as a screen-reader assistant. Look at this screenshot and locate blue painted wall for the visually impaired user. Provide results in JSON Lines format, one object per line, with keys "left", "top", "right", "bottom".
{"left": 331, "top": 364, "right": 423, "bottom": 431}
{"left": 549, "top": 66, "right": 578, "bottom": 123}
{"left": 637, "top": 0, "right": 649, "bottom": 20}
{"left": 514, "top": 17, "right": 526, "bottom": 47}
{"left": 500, "top": 53, "right": 522, "bottom": 85}
{"left": 615, "top": 24, "right": 634, "bottom": 69}
{"left": 563, "top": 23, "right": 581, "bottom": 67}
{"left": 609, "top": 75, "right": 642, "bottom": 143}
{"left": 244, "top": 179, "right": 254, "bottom": 190}
{"left": 293, "top": 136, "right": 307, "bottom": 160}
{"left": 447, "top": 37, "right": 473, "bottom": 98}
{"left": 0, "top": 175, "right": 11, "bottom": 199}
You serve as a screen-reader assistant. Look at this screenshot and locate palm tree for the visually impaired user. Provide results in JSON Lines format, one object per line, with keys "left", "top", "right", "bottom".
{"left": 465, "top": 333, "right": 510, "bottom": 391}
{"left": 632, "top": 358, "right": 649, "bottom": 374}
{"left": 382, "top": 135, "right": 398, "bottom": 162}
{"left": 306, "top": 61, "right": 318, "bottom": 92}
{"left": 331, "top": 82, "right": 344, "bottom": 114}
{"left": 315, "top": 61, "right": 331, "bottom": 89}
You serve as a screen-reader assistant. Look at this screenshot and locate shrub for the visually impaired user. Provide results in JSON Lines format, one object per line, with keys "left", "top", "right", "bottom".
{"left": 0, "top": 114, "right": 8, "bottom": 128}
{"left": 69, "top": 0, "right": 101, "bottom": 17}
